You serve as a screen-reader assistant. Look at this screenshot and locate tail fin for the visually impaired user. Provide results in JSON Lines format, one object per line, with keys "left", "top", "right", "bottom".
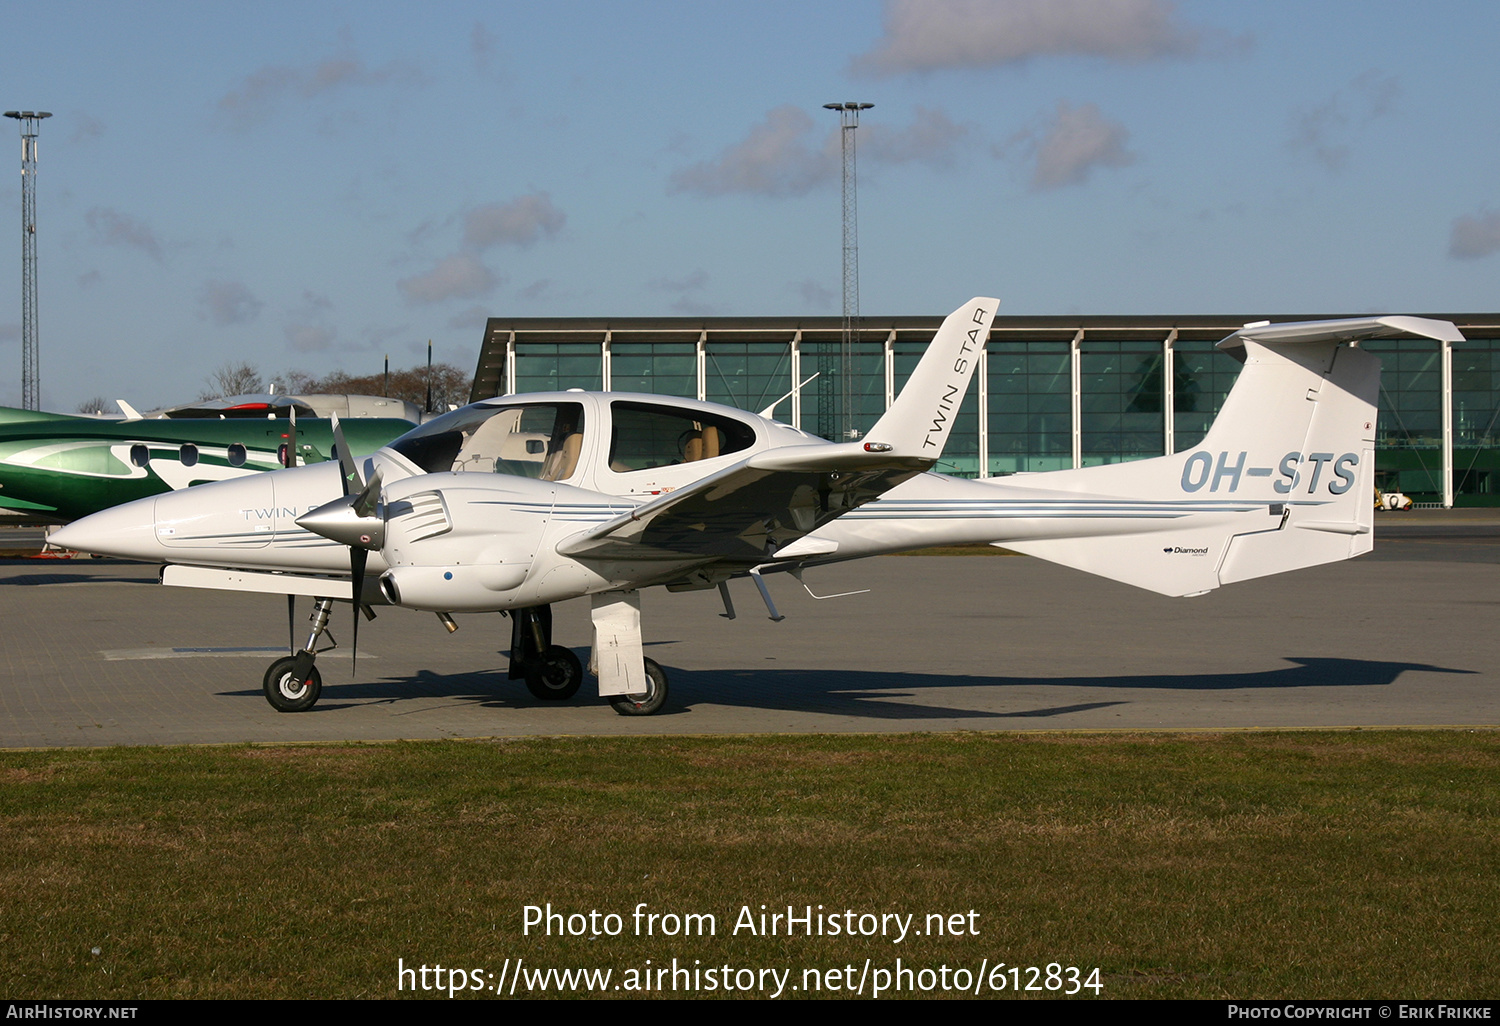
{"left": 999, "top": 316, "right": 1462, "bottom": 596}
{"left": 866, "top": 297, "right": 998, "bottom": 458}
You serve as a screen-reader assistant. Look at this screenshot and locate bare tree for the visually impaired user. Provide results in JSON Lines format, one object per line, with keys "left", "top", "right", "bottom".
{"left": 76, "top": 396, "right": 112, "bottom": 416}
{"left": 274, "top": 369, "right": 319, "bottom": 395}
{"left": 201, "top": 361, "right": 264, "bottom": 400}
{"left": 282, "top": 363, "right": 472, "bottom": 411}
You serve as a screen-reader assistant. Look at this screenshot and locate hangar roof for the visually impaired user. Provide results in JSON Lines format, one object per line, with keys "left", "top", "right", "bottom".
{"left": 471, "top": 311, "right": 1500, "bottom": 404}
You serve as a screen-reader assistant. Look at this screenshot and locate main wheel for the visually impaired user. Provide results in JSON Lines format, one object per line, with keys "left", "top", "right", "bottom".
{"left": 525, "top": 645, "right": 583, "bottom": 701}
{"left": 263, "top": 656, "right": 322, "bottom": 713}
{"left": 609, "top": 657, "right": 668, "bottom": 716}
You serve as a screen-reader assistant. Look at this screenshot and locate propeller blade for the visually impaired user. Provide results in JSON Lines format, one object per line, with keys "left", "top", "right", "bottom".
{"left": 352, "top": 467, "right": 383, "bottom": 521}
{"left": 350, "top": 546, "right": 368, "bottom": 673}
{"left": 330, "top": 413, "right": 363, "bottom": 497}
{"left": 316, "top": 415, "right": 385, "bottom": 677}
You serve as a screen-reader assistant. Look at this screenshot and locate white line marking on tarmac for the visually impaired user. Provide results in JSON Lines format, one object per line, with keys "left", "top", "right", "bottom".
{"left": 101, "top": 647, "right": 375, "bottom": 661}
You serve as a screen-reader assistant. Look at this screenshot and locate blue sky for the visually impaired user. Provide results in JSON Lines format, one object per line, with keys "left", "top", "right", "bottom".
{"left": 0, "top": 0, "right": 1496, "bottom": 410}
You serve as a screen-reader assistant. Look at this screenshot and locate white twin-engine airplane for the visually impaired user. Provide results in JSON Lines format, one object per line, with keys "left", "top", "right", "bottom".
{"left": 53, "top": 298, "right": 1463, "bottom": 716}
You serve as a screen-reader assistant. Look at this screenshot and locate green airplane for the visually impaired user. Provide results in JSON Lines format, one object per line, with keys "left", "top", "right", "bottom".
{"left": 0, "top": 404, "right": 417, "bottom": 523}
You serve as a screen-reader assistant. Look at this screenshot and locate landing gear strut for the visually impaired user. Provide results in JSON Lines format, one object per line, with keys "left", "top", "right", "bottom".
{"left": 263, "top": 597, "right": 334, "bottom": 712}
{"left": 509, "top": 604, "right": 583, "bottom": 701}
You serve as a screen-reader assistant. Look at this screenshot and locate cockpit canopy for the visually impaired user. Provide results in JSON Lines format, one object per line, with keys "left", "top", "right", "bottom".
{"left": 387, "top": 396, "right": 759, "bottom": 483}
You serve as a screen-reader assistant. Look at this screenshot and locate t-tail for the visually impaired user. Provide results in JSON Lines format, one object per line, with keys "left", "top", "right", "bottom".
{"left": 994, "top": 316, "right": 1464, "bottom": 597}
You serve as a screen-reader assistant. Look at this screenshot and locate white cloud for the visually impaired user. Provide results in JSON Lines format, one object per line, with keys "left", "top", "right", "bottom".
{"left": 669, "top": 106, "right": 837, "bottom": 198}
{"left": 853, "top": 0, "right": 1203, "bottom": 77}
{"left": 85, "top": 207, "right": 164, "bottom": 263}
{"left": 296, "top": 290, "right": 333, "bottom": 315}
{"left": 1287, "top": 71, "right": 1399, "bottom": 172}
{"left": 398, "top": 252, "right": 500, "bottom": 304}
{"left": 648, "top": 271, "right": 715, "bottom": 314}
{"left": 792, "top": 279, "right": 836, "bottom": 310}
{"left": 398, "top": 195, "right": 562, "bottom": 309}
{"left": 216, "top": 53, "right": 423, "bottom": 131}
{"left": 669, "top": 104, "right": 972, "bottom": 198}
{"left": 198, "top": 280, "right": 263, "bottom": 325}
{"left": 1450, "top": 211, "right": 1500, "bottom": 260}
{"left": 1028, "top": 101, "right": 1135, "bottom": 190}
{"left": 862, "top": 106, "right": 969, "bottom": 168}
{"left": 472, "top": 22, "right": 500, "bottom": 75}
{"left": 285, "top": 324, "right": 338, "bottom": 352}
{"left": 520, "top": 279, "right": 556, "bottom": 302}
{"left": 448, "top": 305, "right": 490, "bottom": 330}
{"left": 648, "top": 270, "right": 709, "bottom": 293}
{"left": 70, "top": 113, "right": 105, "bottom": 144}
{"left": 463, "top": 193, "right": 566, "bottom": 250}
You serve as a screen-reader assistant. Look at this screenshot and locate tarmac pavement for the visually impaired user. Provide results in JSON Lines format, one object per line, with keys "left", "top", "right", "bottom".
{"left": 1, "top": 508, "right": 1495, "bottom": 746}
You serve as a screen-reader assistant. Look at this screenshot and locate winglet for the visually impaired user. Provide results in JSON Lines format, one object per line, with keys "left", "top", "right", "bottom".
{"left": 862, "top": 297, "right": 998, "bottom": 458}
{"left": 115, "top": 400, "right": 143, "bottom": 422}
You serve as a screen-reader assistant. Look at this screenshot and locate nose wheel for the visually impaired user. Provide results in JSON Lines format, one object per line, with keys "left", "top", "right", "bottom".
{"left": 263, "top": 596, "right": 335, "bottom": 713}
{"left": 264, "top": 656, "right": 322, "bottom": 712}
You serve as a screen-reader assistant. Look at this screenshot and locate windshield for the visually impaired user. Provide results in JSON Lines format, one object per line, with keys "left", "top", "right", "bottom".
{"left": 389, "top": 402, "right": 586, "bottom": 480}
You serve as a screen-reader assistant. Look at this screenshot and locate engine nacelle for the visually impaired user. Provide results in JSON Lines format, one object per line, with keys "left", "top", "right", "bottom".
{"left": 378, "top": 562, "right": 532, "bottom": 611}
{"left": 375, "top": 472, "right": 562, "bottom": 611}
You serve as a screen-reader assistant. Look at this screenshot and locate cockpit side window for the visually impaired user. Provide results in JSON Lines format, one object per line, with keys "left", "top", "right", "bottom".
{"left": 389, "top": 402, "right": 586, "bottom": 480}
{"left": 607, "top": 401, "right": 755, "bottom": 473}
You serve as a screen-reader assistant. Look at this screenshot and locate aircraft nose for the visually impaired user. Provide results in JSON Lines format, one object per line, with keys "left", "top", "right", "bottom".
{"left": 52, "top": 462, "right": 349, "bottom": 563}
{"left": 50, "top": 495, "right": 162, "bottom": 560}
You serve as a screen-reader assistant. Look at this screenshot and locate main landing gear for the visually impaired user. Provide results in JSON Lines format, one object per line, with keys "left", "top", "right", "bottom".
{"left": 514, "top": 602, "right": 669, "bottom": 715}
{"left": 608, "top": 657, "right": 668, "bottom": 716}
{"left": 508, "top": 604, "right": 584, "bottom": 701}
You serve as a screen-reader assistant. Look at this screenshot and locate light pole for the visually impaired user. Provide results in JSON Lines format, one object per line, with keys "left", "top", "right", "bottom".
{"left": 823, "top": 102, "right": 872, "bottom": 441}
{"left": 5, "top": 110, "right": 51, "bottom": 411}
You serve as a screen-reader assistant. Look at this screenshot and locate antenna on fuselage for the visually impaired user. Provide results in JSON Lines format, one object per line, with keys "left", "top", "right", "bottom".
{"left": 758, "top": 372, "right": 820, "bottom": 420}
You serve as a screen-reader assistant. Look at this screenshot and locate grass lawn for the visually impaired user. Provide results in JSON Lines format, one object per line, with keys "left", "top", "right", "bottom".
{"left": 1, "top": 730, "right": 1496, "bottom": 999}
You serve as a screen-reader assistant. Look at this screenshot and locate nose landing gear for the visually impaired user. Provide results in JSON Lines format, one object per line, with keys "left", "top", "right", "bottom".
{"left": 263, "top": 596, "right": 335, "bottom": 712}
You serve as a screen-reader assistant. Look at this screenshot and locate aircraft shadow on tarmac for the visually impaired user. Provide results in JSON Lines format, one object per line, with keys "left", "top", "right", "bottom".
{"left": 217, "top": 654, "right": 1474, "bottom": 722}
{"left": 1, "top": 571, "right": 157, "bottom": 586}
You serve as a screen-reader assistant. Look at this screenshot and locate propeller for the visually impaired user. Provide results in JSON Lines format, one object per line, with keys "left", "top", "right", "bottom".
{"left": 295, "top": 414, "right": 385, "bottom": 667}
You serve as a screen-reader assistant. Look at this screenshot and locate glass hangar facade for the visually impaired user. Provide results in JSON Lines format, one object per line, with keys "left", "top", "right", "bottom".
{"left": 472, "top": 312, "right": 1500, "bottom": 507}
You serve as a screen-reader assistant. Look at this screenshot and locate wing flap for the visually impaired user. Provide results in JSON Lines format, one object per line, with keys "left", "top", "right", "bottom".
{"left": 557, "top": 455, "right": 927, "bottom": 563}
{"left": 556, "top": 296, "right": 998, "bottom": 565}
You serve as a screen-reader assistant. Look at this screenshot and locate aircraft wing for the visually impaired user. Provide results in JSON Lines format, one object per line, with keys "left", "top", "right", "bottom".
{"left": 556, "top": 445, "right": 932, "bottom": 563}
{"left": 559, "top": 295, "right": 999, "bottom": 565}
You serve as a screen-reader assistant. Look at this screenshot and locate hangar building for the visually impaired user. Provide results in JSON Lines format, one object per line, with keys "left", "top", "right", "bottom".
{"left": 471, "top": 311, "right": 1500, "bottom": 507}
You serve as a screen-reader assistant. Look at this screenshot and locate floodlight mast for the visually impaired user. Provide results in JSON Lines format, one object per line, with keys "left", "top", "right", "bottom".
{"left": 5, "top": 111, "right": 51, "bottom": 411}
{"left": 824, "top": 102, "right": 872, "bottom": 441}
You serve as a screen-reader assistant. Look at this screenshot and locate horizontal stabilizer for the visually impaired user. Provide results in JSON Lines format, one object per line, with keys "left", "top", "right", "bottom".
{"left": 1218, "top": 316, "right": 1464, "bottom": 354}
